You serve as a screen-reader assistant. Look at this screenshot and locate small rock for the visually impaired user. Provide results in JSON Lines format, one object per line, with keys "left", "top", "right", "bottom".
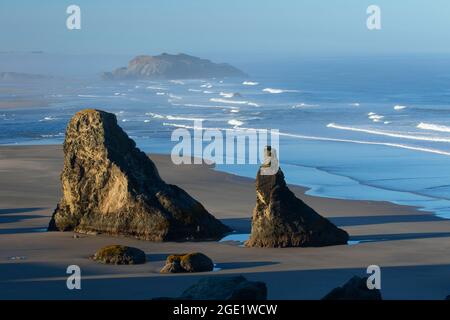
{"left": 321, "top": 276, "right": 382, "bottom": 300}
{"left": 91, "top": 245, "right": 146, "bottom": 265}
{"left": 160, "top": 253, "right": 214, "bottom": 273}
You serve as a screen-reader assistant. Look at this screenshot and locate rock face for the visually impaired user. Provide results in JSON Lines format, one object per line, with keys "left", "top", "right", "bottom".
{"left": 246, "top": 147, "right": 349, "bottom": 248}
{"left": 102, "top": 53, "right": 246, "bottom": 80}
{"left": 48, "top": 109, "right": 231, "bottom": 241}
{"left": 92, "top": 245, "right": 146, "bottom": 265}
{"left": 156, "top": 276, "right": 267, "bottom": 300}
{"left": 322, "top": 276, "right": 382, "bottom": 300}
{"left": 160, "top": 253, "right": 214, "bottom": 273}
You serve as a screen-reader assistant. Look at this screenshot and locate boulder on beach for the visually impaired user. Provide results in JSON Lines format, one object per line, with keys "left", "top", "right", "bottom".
{"left": 160, "top": 252, "right": 214, "bottom": 273}
{"left": 246, "top": 147, "right": 349, "bottom": 248}
{"left": 155, "top": 276, "right": 267, "bottom": 300}
{"left": 321, "top": 276, "right": 382, "bottom": 300}
{"left": 48, "top": 109, "right": 231, "bottom": 241}
{"left": 91, "top": 245, "right": 146, "bottom": 265}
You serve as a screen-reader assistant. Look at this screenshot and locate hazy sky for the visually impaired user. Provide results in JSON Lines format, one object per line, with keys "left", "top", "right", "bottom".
{"left": 1, "top": 0, "right": 449, "bottom": 58}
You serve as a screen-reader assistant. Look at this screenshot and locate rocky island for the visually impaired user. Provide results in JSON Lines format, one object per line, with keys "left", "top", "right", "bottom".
{"left": 48, "top": 109, "right": 231, "bottom": 241}
{"left": 102, "top": 53, "right": 246, "bottom": 80}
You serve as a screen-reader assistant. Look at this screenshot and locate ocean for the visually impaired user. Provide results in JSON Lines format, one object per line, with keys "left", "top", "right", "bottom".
{"left": 1, "top": 53, "right": 450, "bottom": 218}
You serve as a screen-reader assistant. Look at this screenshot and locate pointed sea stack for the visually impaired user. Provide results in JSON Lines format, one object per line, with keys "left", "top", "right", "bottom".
{"left": 48, "top": 109, "right": 231, "bottom": 241}
{"left": 246, "top": 147, "right": 349, "bottom": 248}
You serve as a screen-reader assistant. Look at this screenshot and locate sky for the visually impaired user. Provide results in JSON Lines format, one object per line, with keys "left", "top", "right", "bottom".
{"left": 0, "top": 0, "right": 449, "bottom": 59}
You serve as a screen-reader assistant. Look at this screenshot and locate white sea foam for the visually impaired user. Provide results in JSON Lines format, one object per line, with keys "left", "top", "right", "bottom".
{"left": 327, "top": 123, "right": 450, "bottom": 143}
{"left": 350, "top": 103, "right": 360, "bottom": 107}
{"left": 228, "top": 119, "right": 244, "bottom": 127}
{"left": 220, "top": 92, "right": 234, "bottom": 98}
{"left": 146, "top": 86, "right": 168, "bottom": 91}
{"left": 78, "top": 94, "right": 100, "bottom": 98}
{"left": 210, "top": 98, "right": 248, "bottom": 105}
{"left": 292, "top": 103, "right": 318, "bottom": 108}
{"left": 170, "top": 80, "right": 185, "bottom": 85}
{"left": 394, "top": 105, "right": 407, "bottom": 110}
{"left": 203, "top": 90, "right": 213, "bottom": 94}
{"left": 247, "top": 102, "right": 260, "bottom": 107}
{"left": 168, "top": 93, "right": 182, "bottom": 100}
{"left": 242, "top": 81, "right": 259, "bottom": 86}
{"left": 188, "top": 88, "right": 202, "bottom": 92}
{"left": 156, "top": 92, "right": 165, "bottom": 95}
{"left": 144, "top": 119, "right": 151, "bottom": 123}
{"left": 230, "top": 109, "right": 240, "bottom": 113}
{"left": 145, "top": 112, "right": 165, "bottom": 119}
{"left": 417, "top": 122, "right": 450, "bottom": 133}
{"left": 262, "top": 88, "right": 299, "bottom": 94}
{"left": 166, "top": 115, "right": 205, "bottom": 121}
{"left": 39, "top": 116, "right": 57, "bottom": 122}
{"left": 200, "top": 83, "right": 213, "bottom": 88}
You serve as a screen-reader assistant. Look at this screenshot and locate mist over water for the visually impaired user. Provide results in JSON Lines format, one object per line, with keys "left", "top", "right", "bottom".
{"left": 2, "top": 53, "right": 450, "bottom": 218}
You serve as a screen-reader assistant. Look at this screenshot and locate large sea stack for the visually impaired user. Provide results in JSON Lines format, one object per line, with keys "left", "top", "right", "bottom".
{"left": 48, "top": 109, "right": 231, "bottom": 241}
{"left": 246, "top": 147, "right": 349, "bottom": 248}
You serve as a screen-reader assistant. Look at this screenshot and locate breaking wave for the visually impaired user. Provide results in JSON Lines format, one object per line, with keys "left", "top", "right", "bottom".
{"left": 417, "top": 122, "right": 450, "bottom": 133}
{"left": 327, "top": 123, "right": 450, "bottom": 143}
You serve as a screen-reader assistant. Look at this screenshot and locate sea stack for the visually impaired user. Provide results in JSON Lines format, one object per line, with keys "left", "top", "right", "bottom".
{"left": 48, "top": 109, "right": 231, "bottom": 241}
{"left": 246, "top": 147, "right": 349, "bottom": 248}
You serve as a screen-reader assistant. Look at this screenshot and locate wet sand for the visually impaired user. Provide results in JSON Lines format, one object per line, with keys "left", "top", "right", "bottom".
{"left": 1, "top": 145, "right": 450, "bottom": 299}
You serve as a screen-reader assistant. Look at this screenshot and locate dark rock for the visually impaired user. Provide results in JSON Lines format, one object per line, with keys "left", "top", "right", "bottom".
{"left": 246, "top": 146, "right": 349, "bottom": 248}
{"left": 48, "top": 109, "right": 231, "bottom": 241}
{"left": 160, "top": 252, "right": 214, "bottom": 273}
{"left": 91, "top": 245, "right": 146, "bottom": 265}
{"left": 179, "top": 276, "right": 267, "bottom": 300}
{"left": 322, "top": 276, "right": 382, "bottom": 300}
{"left": 102, "top": 53, "right": 246, "bottom": 80}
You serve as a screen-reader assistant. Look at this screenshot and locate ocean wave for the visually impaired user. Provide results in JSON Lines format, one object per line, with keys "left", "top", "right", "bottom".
{"left": 394, "top": 105, "right": 407, "bottom": 110}
{"left": 77, "top": 94, "right": 100, "bottom": 98}
{"left": 200, "top": 83, "right": 213, "bottom": 88}
{"left": 145, "top": 112, "right": 165, "bottom": 119}
{"left": 146, "top": 86, "right": 168, "bottom": 91}
{"left": 349, "top": 103, "right": 360, "bottom": 107}
{"left": 228, "top": 119, "right": 244, "bottom": 127}
{"left": 158, "top": 123, "right": 450, "bottom": 157}
{"left": 40, "top": 132, "right": 64, "bottom": 138}
{"left": 417, "top": 122, "right": 450, "bottom": 133}
{"left": 242, "top": 81, "right": 259, "bottom": 86}
{"left": 170, "top": 80, "right": 185, "bottom": 85}
{"left": 203, "top": 90, "right": 213, "bottom": 94}
{"left": 327, "top": 123, "right": 450, "bottom": 143}
{"left": 188, "top": 88, "right": 202, "bottom": 92}
{"left": 292, "top": 103, "right": 319, "bottom": 108}
{"left": 168, "top": 93, "right": 182, "bottom": 100}
{"left": 39, "top": 116, "right": 57, "bottom": 122}
{"left": 210, "top": 98, "right": 248, "bottom": 105}
{"left": 156, "top": 92, "right": 165, "bottom": 95}
{"left": 220, "top": 92, "right": 234, "bottom": 98}
{"left": 166, "top": 115, "right": 205, "bottom": 121}
{"left": 262, "top": 88, "right": 299, "bottom": 94}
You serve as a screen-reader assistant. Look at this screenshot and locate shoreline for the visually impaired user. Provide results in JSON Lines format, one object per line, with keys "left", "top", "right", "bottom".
{"left": 1, "top": 144, "right": 450, "bottom": 299}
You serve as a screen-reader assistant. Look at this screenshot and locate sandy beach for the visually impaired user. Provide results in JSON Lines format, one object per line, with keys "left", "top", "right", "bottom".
{"left": 1, "top": 145, "right": 450, "bottom": 299}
